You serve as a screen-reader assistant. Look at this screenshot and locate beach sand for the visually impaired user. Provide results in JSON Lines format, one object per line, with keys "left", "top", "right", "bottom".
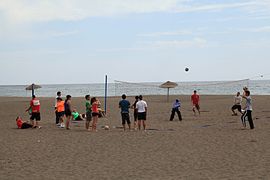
{"left": 0, "top": 95, "right": 270, "bottom": 180}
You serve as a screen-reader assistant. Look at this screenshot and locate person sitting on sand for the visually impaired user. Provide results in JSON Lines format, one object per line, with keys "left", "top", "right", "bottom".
{"left": 16, "top": 116, "right": 33, "bottom": 129}
{"left": 231, "top": 92, "right": 242, "bottom": 116}
{"left": 72, "top": 109, "right": 85, "bottom": 121}
{"left": 170, "top": 99, "right": 182, "bottom": 121}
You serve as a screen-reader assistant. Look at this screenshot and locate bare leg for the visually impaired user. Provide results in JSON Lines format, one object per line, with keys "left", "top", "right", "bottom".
{"left": 138, "top": 120, "right": 141, "bottom": 130}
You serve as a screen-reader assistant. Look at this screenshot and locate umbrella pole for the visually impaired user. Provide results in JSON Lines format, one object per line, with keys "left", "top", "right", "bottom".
{"left": 32, "top": 84, "right": 34, "bottom": 97}
{"left": 167, "top": 88, "right": 169, "bottom": 102}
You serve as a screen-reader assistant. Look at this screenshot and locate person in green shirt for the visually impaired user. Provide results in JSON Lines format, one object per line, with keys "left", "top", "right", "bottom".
{"left": 72, "top": 110, "right": 85, "bottom": 121}
{"left": 85, "top": 95, "right": 92, "bottom": 130}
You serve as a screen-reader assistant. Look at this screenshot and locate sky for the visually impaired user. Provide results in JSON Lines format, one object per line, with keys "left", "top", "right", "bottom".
{"left": 0, "top": 0, "right": 270, "bottom": 85}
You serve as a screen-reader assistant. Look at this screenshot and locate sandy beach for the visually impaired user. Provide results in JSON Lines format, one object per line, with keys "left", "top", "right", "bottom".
{"left": 0, "top": 95, "right": 270, "bottom": 180}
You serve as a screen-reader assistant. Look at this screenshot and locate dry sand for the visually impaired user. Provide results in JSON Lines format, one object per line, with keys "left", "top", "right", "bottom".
{"left": 0, "top": 95, "right": 270, "bottom": 180}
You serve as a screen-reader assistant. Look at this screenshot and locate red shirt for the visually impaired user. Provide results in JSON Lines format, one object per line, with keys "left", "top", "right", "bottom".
{"left": 92, "top": 103, "right": 99, "bottom": 113}
{"left": 17, "top": 119, "right": 23, "bottom": 129}
{"left": 30, "top": 98, "right": 40, "bottom": 113}
{"left": 191, "top": 94, "right": 200, "bottom": 105}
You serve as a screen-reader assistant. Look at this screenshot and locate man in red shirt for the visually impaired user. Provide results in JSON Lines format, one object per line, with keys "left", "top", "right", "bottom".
{"left": 26, "top": 95, "right": 41, "bottom": 128}
{"left": 191, "top": 90, "right": 200, "bottom": 116}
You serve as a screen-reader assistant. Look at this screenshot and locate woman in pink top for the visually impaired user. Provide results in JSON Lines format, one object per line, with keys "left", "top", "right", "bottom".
{"left": 91, "top": 97, "right": 100, "bottom": 132}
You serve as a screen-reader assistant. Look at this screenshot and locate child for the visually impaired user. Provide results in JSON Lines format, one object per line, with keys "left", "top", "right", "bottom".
{"left": 72, "top": 109, "right": 85, "bottom": 121}
{"left": 16, "top": 116, "right": 33, "bottom": 129}
{"left": 64, "top": 95, "right": 72, "bottom": 130}
{"left": 56, "top": 97, "right": 65, "bottom": 128}
{"left": 191, "top": 90, "right": 200, "bottom": 116}
{"left": 241, "top": 90, "right": 254, "bottom": 129}
{"left": 91, "top": 97, "right": 100, "bottom": 132}
{"left": 170, "top": 99, "right": 182, "bottom": 121}
{"left": 231, "top": 92, "right": 242, "bottom": 116}
{"left": 26, "top": 95, "right": 41, "bottom": 128}
{"left": 85, "top": 95, "right": 92, "bottom": 130}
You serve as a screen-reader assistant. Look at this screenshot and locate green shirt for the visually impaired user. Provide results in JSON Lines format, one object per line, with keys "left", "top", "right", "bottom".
{"left": 86, "top": 101, "right": 92, "bottom": 113}
{"left": 72, "top": 112, "right": 79, "bottom": 119}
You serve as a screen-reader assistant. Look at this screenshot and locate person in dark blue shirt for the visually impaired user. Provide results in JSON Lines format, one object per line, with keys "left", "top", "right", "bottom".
{"left": 170, "top": 99, "right": 182, "bottom": 121}
{"left": 119, "top": 94, "right": 131, "bottom": 131}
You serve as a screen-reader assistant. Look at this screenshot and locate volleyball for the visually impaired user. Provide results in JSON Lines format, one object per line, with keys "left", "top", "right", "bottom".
{"left": 185, "top": 67, "right": 189, "bottom": 72}
{"left": 104, "top": 125, "right": 110, "bottom": 130}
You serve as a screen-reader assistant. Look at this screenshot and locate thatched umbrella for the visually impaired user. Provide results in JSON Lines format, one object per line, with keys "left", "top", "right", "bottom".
{"left": 160, "top": 81, "right": 178, "bottom": 102}
{"left": 25, "top": 83, "right": 42, "bottom": 96}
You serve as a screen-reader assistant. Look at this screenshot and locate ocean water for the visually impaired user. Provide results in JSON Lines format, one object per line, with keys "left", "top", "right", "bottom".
{"left": 0, "top": 80, "right": 270, "bottom": 97}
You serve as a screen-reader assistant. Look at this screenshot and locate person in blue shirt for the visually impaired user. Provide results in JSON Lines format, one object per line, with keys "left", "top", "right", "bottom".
{"left": 170, "top": 99, "right": 182, "bottom": 121}
{"left": 119, "top": 94, "right": 131, "bottom": 131}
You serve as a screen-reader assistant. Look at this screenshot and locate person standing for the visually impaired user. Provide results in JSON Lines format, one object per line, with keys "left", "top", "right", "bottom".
{"left": 191, "top": 90, "right": 200, "bottom": 116}
{"left": 136, "top": 95, "right": 148, "bottom": 131}
{"left": 56, "top": 97, "right": 65, "bottom": 128}
{"left": 91, "top": 97, "right": 100, "bottom": 132}
{"left": 64, "top": 95, "right": 72, "bottom": 130}
{"left": 170, "top": 99, "right": 182, "bottom": 121}
{"left": 119, "top": 94, "right": 131, "bottom": 131}
{"left": 55, "top": 91, "right": 62, "bottom": 126}
{"left": 132, "top": 96, "right": 139, "bottom": 130}
{"left": 85, "top": 95, "right": 92, "bottom": 130}
{"left": 241, "top": 90, "right": 254, "bottom": 129}
{"left": 26, "top": 95, "right": 41, "bottom": 128}
{"left": 231, "top": 92, "right": 242, "bottom": 116}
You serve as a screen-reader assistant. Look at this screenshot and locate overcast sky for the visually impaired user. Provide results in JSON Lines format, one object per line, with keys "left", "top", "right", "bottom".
{"left": 0, "top": 0, "right": 270, "bottom": 85}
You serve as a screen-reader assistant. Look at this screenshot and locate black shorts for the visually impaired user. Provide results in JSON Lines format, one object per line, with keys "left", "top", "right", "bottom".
{"left": 57, "top": 111, "right": 65, "bottom": 118}
{"left": 21, "top": 123, "right": 33, "bottom": 129}
{"left": 121, "top": 113, "right": 131, "bottom": 125}
{"left": 92, "top": 112, "right": 99, "bottom": 117}
{"left": 134, "top": 112, "right": 138, "bottom": 122}
{"left": 86, "top": 111, "right": 92, "bottom": 122}
{"left": 232, "top": 104, "right": 241, "bottom": 112}
{"left": 65, "top": 110, "right": 72, "bottom": 116}
{"left": 193, "top": 104, "right": 200, "bottom": 110}
{"left": 138, "top": 112, "right": 146, "bottom": 121}
{"left": 30, "top": 112, "right": 41, "bottom": 121}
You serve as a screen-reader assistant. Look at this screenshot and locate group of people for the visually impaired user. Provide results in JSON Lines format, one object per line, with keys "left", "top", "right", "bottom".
{"left": 231, "top": 87, "right": 254, "bottom": 129}
{"left": 54, "top": 91, "right": 101, "bottom": 131}
{"left": 16, "top": 87, "right": 254, "bottom": 131}
{"left": 169, "top": 88, "right": 254, "bottom": 130}
{"left": 169, "top": 90, "right": 200, "bottom": 121}
{"left": 119, "top": 94, "right": 148, "bottom": 131}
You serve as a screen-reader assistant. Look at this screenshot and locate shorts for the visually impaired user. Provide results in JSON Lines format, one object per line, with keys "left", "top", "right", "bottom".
{"left": 193, "top": 104, "right": 200, "bottom": 110}
{"left": 65, "top": 110, "right": 72, "bottom": 117}
{"left": 232, "top": 104, "right": 241, "bottom": 112}
{"left": 30, "top": 112, "right": 41, "bottom": 121}
{"left": 134, "top": 112, "right": 138, "bottom": 122}
{"left": 138, "top": 112, "right": 146, "bottom": 121}
{"left": 57, "top": 111, "right": 65, "bottom": 118}
{"left": 121, "top": 113, "right": 131, "bottom": 125}
{"left": 21, "top": 123, "right": 33, "bottom": 129}
{"left": 86, "top": 111, "right": 92, "bottom": 122}
{"left": 92, "top": 112, "right": 100, "bottom": 117}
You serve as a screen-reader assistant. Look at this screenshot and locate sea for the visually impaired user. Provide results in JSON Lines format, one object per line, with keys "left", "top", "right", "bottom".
{"left": 0, "top": 80, "right": 270, "bottom": 97}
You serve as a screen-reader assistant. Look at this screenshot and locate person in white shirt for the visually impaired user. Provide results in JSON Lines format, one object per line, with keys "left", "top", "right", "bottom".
{"left": 241, "top": 90, "right": 254, "bottom": 129}
{"left": 231, "top": 92, "right": 242, "bottom": 116}
{"left": 136, "top": 95, "right": 147, "bottom": 131}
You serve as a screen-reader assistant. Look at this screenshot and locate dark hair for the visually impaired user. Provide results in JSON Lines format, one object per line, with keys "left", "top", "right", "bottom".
{"left": 122, "top": 94, "right": 126, "bottom": 99}
{"left": 139, "top": 95, "right": 143, "bottom": 100}
{"left": 57, "top": 91, "right": 61, "bottom": 96}
{"left": 85, "top": 95, "right": 90, "bottom": 100}
{"left": 176, "top": 99, "right": 179, "bottom": 102}
{"left": 245, "top": 90, "right": 250, "bottom": 96}
{"left": 91, "top": 97, "right": 96, "bottom": 105}
{"left": 194, "top": 90, "right": 197, "bottom": 93}
{"left": 32, "top": 95, "right": 36, "bottom": 99}
{"left": 56, "top": 97, "right": 62, "bottom": 101}
{"left": 65, "top": 95, "right": 71, "bottom": 102}
{"left": 135, "top": 96, "right": 139, "bottom": 100}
